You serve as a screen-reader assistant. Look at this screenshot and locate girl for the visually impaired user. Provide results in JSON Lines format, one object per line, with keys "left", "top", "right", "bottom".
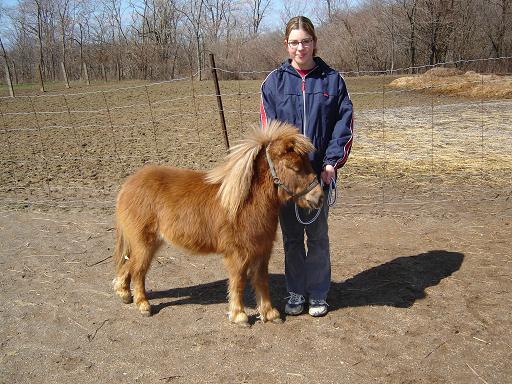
{"left": 260, "top": 16, "right": 353, "bottom": 317}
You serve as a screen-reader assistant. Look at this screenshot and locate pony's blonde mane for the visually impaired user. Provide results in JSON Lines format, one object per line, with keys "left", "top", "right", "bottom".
{"left": 206, "top": 120, "right": 314, "bottom": 219}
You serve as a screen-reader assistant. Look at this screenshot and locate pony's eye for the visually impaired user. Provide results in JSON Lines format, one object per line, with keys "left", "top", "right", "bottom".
{"left": 284, "top": 161, "right": 300, "bottom": 172}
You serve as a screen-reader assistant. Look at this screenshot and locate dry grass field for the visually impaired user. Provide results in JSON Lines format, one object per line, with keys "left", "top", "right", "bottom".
{"left": 1, "top": 72, "right": 511, "bottom": 383}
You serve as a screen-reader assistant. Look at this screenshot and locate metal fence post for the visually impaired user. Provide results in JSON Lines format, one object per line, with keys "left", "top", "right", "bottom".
{"left": 209, "top": 53, "right": 230, "bottom": 150}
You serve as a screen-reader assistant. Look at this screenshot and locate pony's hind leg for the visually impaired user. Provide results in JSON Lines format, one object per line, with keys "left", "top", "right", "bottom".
{"left": 130, "top": 240, "right": 159, "bottom": 316}
{"left": 113, "top": 227, "right": 133, "bottom": 304}
{"left": 114, "top": 261, "right": 132, "bottom": 304}
{"left": 250, "top": 256, "right": 281, "bottom": 323}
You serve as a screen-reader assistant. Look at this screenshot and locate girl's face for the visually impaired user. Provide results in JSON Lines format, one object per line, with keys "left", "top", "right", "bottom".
{"left": 286, "top": 28, "right": 316, "bottom": 70}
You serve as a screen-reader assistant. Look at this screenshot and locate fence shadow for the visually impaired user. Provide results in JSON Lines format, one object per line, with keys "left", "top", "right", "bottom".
{"left": 148, "top": 250, "right": 464, "bottom": 317}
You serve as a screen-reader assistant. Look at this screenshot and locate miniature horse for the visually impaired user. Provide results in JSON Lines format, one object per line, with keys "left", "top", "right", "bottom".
{"left": 112, "top": 120, "right": 324, "bottom": 326}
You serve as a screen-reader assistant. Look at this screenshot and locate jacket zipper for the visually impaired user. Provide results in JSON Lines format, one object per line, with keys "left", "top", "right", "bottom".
{"left": 301, "top": 77, "right": 307, "bottom": 136}
{"left": 299, "top": 66, "right": 317, "bottom": 136}
{"left": 291, "top": 65, "right": 317, "bottom": 136}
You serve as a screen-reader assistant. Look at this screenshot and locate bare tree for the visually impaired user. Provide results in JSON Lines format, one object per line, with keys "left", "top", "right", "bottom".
{"left": 371, "top": 0, "right": 399, "bottom": 72}
{"left": 0, "top": 36, "right": 15, "bottom": 96}
{"left": 480, "top": 0, "right": 511, "bottom": 57}
{"left": 56, "top": 0, "right": 71, "bottom": 87}
{"left": 398, "top": 0, "right": 419, "bottom": 72}
{"left": 101, "top": 0, "right": 128, "bottom": 80}
{"left": 175, "top": 0, "right": 205, "bottom": 79}
{"left": 1, "top": 0, "right": 511, "bottom": 82}
{"left": 280, "top": 0, "right": 309, "bottom": 25}
{"left": 204, "top": 0, "right": 229, "bottom": 42}
{"left": 244, "top": 0, "right": 271, "bottom": 35}
{"left": 416, "top": 0, "right": 455, "bottom": 65}
{"left": 330, "top": 5, "right": 362, "bottom": 72}
{"left": 16, "top": 0, "right": 47, "bottom": 87}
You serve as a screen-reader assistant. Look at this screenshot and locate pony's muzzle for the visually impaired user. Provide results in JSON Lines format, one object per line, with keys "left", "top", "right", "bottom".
{"left": 302, "top": 185, "right": 324, "bottom": 209}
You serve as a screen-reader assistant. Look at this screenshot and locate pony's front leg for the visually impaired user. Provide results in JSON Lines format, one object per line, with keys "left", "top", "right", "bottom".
{"left": 251, "top": 257, "right": 282, "bottom": 323}
{"left": 225, "top": 255, "right": 249, "bottom": 326}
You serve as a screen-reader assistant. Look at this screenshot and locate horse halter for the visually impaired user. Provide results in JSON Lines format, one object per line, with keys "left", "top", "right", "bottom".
{"left": 265, "top": 145, "right": 319, "bottom": 199}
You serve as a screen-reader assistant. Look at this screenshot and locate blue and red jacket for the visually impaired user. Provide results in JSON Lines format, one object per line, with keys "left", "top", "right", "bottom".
{"left": 260, "top": 57, "right": 353, "bottom": 175}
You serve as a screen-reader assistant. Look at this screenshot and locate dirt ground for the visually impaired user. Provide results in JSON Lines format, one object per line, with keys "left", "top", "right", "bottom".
{"left": 1, "top": 184, "right": 511, "bottom": 384}
{"left": 1, "top": 76, "right": 511, "bottom": 383}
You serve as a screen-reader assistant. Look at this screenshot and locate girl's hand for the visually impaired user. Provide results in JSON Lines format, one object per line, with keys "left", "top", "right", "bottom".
{"left": 321, "top": 164, "right": 335, "bottom": 185}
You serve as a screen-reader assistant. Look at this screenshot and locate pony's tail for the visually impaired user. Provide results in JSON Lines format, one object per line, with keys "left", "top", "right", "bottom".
{"left": 113, "top": 220, "right": 130, "bottom": 272}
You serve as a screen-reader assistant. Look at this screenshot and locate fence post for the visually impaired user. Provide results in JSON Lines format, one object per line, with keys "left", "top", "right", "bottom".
{"left": 209, "top": 53, "right": 230, "bottom": 150}
{"left": 3, "top": 60, "right": 14, "bottom": 97}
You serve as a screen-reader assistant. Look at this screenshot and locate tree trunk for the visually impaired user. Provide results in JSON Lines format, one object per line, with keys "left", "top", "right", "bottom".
{"left": 3, "top": 61, "right": 15, "bottom": 97}
{"left": 196, "top": 32, "right": 202, "bottom": 80}
{"left": 82, "top": 62, "right": 90, "bottom": 85}
{"left": 101, "top": 63, "right": 108, "bottom": 83}
{"left": 12, "top": 60, "right": 19, "bottom": 84}
{"left": 0, "top": 37, "right": 15, "bottom": 97}
{"left": 61, "top": 61, "right": 70, "bottom": 88}
{"left": 38, "top": 63, "right": 45, "bottom": 92}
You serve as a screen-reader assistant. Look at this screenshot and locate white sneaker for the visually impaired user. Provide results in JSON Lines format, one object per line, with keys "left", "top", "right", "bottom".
{"left": 308, "top": 299, "right": 328, "bottom": 317}
{"left": 285, "top": 292, "right": 305, "bottom": 315}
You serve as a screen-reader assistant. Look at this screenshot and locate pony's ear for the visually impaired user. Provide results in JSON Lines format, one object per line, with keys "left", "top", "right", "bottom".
{"left": 280, "top": 137, "right": 314, "bottom": 155}
{"left": 272, "top": 139, "right": 294, "bottom": 155}
{"left": 293, "top": 136, "right": 316, "bottom": 155}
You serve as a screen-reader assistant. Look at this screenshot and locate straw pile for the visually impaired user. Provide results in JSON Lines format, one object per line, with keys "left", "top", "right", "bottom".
{"left": 389, "top": 68, "right": 512, "bottom": 99}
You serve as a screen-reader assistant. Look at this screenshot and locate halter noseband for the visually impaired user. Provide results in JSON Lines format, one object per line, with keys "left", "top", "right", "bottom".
{"left": 265, "top": 145, "right": 319, "bottom": 199}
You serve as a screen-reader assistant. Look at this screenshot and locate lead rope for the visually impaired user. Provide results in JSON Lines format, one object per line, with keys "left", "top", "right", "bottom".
{"left": 295, "top": 178, "right": 337, "bottom": 225}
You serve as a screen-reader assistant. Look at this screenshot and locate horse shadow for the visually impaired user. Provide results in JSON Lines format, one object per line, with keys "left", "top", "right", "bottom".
{"left": 148, "top": 250, "right": 464, "bottom": 318}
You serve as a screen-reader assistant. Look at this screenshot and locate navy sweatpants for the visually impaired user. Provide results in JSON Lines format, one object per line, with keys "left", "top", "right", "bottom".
{"left": 279, "top": 197, "right": 331, "bottom": 300}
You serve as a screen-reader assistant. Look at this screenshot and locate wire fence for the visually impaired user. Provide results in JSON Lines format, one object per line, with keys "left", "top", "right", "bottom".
{"left": 0, "top": 57, "right": 511, "bottom": 212}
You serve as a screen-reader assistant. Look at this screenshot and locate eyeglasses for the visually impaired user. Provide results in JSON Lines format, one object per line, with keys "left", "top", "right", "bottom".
{"left": 287, "top": 38, "right": 314, "bottom": 49}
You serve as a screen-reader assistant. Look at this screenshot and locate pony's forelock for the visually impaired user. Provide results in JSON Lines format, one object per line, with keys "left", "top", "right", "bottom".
{"left": 206, "top": 120, "right": 313, "bottom": 219}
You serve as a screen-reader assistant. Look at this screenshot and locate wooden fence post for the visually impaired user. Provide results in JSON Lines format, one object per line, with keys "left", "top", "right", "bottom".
{"left": 209, "top": 53, "right": 229, "bottom": 150}
{"left": 3, "top": 60, "right": 14, "bottom": 97}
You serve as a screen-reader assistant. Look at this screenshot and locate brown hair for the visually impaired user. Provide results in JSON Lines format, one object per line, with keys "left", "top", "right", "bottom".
{"left": 285, "top": 16, "right": 317, "bottom": 56}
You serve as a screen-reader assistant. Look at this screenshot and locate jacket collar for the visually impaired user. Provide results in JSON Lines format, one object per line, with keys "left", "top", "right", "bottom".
{"left": 279, "top": 57, "right": 331, "bottom": 77}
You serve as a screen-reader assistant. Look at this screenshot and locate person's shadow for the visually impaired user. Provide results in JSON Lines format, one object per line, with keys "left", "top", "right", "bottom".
{"left": 148, "top": 250, "right": 464, "bottom": 319}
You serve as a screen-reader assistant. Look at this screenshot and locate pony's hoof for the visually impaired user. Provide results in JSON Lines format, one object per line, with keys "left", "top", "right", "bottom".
{"left": 140, "top": 309, "right": 151, "bottom": 317}
{"left": 113, "top": 280, "right": 133, "bottom": 304}
{"left": 229, "top": 312, "right": 249, "bottom": 327}
{"left": 263, "top": 308, "right": 282, "bottom": 323}
{"left": 117, "top": 291, "right": 133, "bottom": 304}
{"left": 137, "top": 302, "right": 152, "bottom": 317}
